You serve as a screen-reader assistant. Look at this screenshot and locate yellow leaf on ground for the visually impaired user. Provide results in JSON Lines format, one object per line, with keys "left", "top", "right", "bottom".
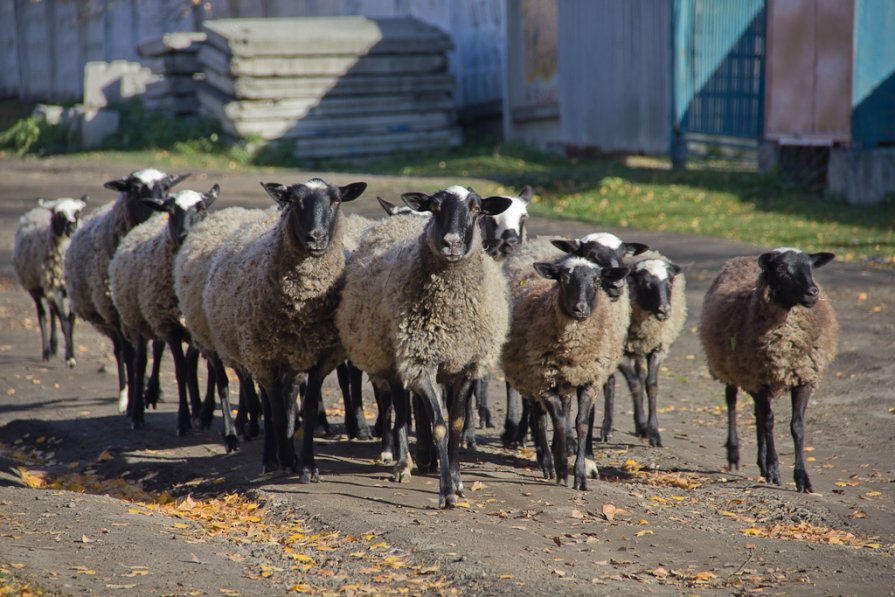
{"left": 122, "top": 569, "right": 149, "bottom": 577}
{"left": 635, "top": 530, "right": 653, "bottom": 537}
{"left": 97, "top": 450, "right": 113, "bottom": 462}
{"left": 288, "top": 585, "right": 313, "bottom": 593}
{"left": 693, "top": 571, "right": 717, "bottom": 582}
{"left": 498, "top": 575, "right": 513, "bottom": 580}
{"left": 865, "top": 491, "right": 882, "bottom": 497}
{"left": 741, "top": 528, "right": 763, "bottom": 536}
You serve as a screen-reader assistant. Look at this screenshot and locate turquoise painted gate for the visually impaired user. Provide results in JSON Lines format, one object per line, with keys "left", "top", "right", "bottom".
{"left": 672, "top": 0, "right": 767, "bottom": 160}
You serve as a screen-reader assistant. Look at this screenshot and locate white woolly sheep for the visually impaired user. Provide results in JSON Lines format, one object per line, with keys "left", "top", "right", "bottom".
{"left": 175, "top": 206, "right": 275, "bottom": 443}
{"left": 502, "top": 254, "right": 630, "bottom": 491}
{"left": 204, "top": 178, "right": 367, "bottom": 479}
{"left": 337, "top": 185, "right": 513, "bottom": 508}
{"left": 699, "top": 248, "right": 838, "bottom": 493}
{"left": 13, "top": 197, "right": 87, "bottom": 366}
{"left": 109, "top": 185, "right": 221, "bottom": 441}
{"left": 64, "top": 169, "right": 189, "bottom": 422}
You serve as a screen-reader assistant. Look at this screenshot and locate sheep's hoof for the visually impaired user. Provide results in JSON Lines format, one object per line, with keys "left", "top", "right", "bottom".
{"left": 223, "top": 435, "right": 239, "bottom": 453}
{"left": 354, "top": 427, "right": 373, "bottom": 441}
{"left": 461, "top": 436, "right": 477, "bottom": 451}
{"left": 66, "top": 357, "right": 76, "bottom": 368}
{"left": 439, "top": 493, "right": 458, "bottom": 509}
{"left": 262, "top": 459, "right": 279, "bottom": 474}
{"left": 117, "top": 390, "right": 128, "bottom": 414}
{"left": 248, "top": 419, "right": 261, "bottom": 439}
{"left": 766, "top": 466, "right": 781, "bottom": 486}
{"left": 199, "top": 410, "right": 214, "bottom": 431}
{"left": 393, "top": 459, "right": 413, "bottom": 483}
{"left": 299, "top": 466, "right": 320, "bottom": 483}
{"left": 42, "top": 349, "right": 51, "bottom": 362}
{"left": 573, "top": 476, "right": 588, "bottom": 491}
{"left": 795, "top": 472, "right": 814, "bottom": 494}
{"left": 379, "top": 451, "right": 394, "bottom": 464}
{"left": 648, "top": 430, "right": 663, "bottom": 448}
{"left": 478, "top": 407, "right": 494, "bottom": 429}
{"left": 725, "top": 443, "right": 740, "bottom": 471}
{"left": 130, "top": 418, "right": 144, "bottom": 431}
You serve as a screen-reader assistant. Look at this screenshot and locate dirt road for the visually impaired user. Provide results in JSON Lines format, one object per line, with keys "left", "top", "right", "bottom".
{"left": 1, "top": 156, "right": 893, "bottom": 595}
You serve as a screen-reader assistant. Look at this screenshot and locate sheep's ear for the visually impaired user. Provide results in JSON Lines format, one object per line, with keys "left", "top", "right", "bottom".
{"left": 668, "top": 263, "right": 683, "bottom": 277}
{"left": 37, "top": 197, "right": 50, "bottom": 208}
{"left": 104, "top": 177, "right": 130, "bottom": 192}
{"left": 338, "top": 182, "right": 367, "bottom": 203}
{"left": 79, "top": 194, "right": 88, "bottom": 205}
{"left": 401, "top": 192, "right": 432, "bottom": 213}
{"left": 533, "top": 262, "right": 561, "bottom": 280}
{"left": 518, "top": 185, "right": 534, "bottom": 203}
{"left": 261, "top": 182, "right": 290, "bottom": 207}
{"left": 551, "top": 239, "right": 581, "bottom": 255}
{"left": 624, "top": 242, "right": 649, "bottom": 257}
{"left": 161, "top": 173, "right": 191, "bottom": 191}
{"left": 481, "top": 196, "right": 513, "bottom": 216}
{"left": 757, "top": 252, "right": 775, "bottom": 271}
{"left": 203, "top": 184, "right": 220, "bottom": 208}
{"left": 601, "top": 267, "right": 630, "bottom": 285}
{"left": 377, "top": 196, "right": 406, "bottom": 216}
{"left": 810, "top": 252, "right": 835, "bottom": 269}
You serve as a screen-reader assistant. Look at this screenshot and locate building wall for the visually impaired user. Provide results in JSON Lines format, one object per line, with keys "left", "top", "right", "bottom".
{"left": 0, "top": 0, "right": 504, "bottom": 110}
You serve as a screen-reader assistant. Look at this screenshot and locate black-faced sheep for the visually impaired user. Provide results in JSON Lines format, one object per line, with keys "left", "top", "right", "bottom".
{"left": 109, "top": 186, "right": 220, "bottom": 439}
{"left": 699, "top": 248, "right": 838, "bottom": 493}
{"left": 337, "top": 186, "right": 513, "bottom": 508}
{"left": 13, "top": 197, "right": 87, "bottom": 366}
{"left": 175, "top": 206, "right": 274, "bottom": 444}
{"left": 64, "top": 169, "right": 188, "bottom": 422}
{"left": 204, "top": 178, "right": 366, "bottom": 479}
{"left": 502, "top": 255, "right": 630, "bottom": 490}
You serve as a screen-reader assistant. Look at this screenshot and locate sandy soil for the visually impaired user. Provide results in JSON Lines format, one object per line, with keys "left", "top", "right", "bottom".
{"left": 0, "top": 156, "right": 893, "bottom": 596}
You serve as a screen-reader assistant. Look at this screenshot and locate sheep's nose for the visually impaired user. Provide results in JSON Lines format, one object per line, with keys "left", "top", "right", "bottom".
{"left": 504, "top": 234, "right": 520, "bottom": 248}
{"left": 307, "top": 229, "right": 326, "bottom": 242}
{"left": 442, "top": 233, "right": 462, "bottom": 252}
{"left": 805, "top": 286, "right": 819, "bottom": 298}
{"left": 656, "top": 304, "right": 670, "bottom": 320}
{"left": 574, "top": 301, "right": 590, "bottom": 317}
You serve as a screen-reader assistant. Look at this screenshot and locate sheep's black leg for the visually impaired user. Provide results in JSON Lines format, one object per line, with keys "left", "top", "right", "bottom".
{"left": 753, "top": 389, "right": 779, "bottom": 485}
{"left": 574, "top": 384, "right": 598, "bottom": 490}
{"left": 127, "top": 336, "right": 147, "bottom": 430}
{"left": 298, "top": 364, "right": 326, "bottom": 483}
{"left": 166, "top": 331, "right": 192, "bottom": 436}
{"left": 112, "top": 333, "right": 129, "bottom": 414}
{"left": 561, "top": 392, "right": 576, "bottom": 456}
{"left": 48, "top": 300, "right": 59, "bottom": 357}
{"left": 336, "top": 362, "right": 357, "bottom": 438}
{"left": 199, "top": 356, "right": 217, "bottom": 429}
{"left": 600, "top": 373, "right": 617, "bottom": 442}
{"left": 531, "top": 400, "right": 554, "bottom": 479}
{"left": 258, "top": 385, "right": 278, "bottom": 472}
{"left": 414, "top": 392, "right": 436, "bottom": 473}
{"left": 391, "top": 381, "right": 413, "bottom": 482}
{"left": 349, "top": 362, "right": 371, "bottom": 440}
{"left": 410, "top": 373, "right": 453, "bottom": 508}
{"left": 48, "top": 290, "right": 75, "bottom": 367}
{"left": 585, "top": 401, "right": 596, "bottom": 461}
{"left": 144, "top": 340, "right": 165, "bottom": 409}
{"left": 371, "top": 382, "right": 394, "bottom": 462}
{"left": 461, "top": 380, "right": 477, "bottom": 450}
{"left": 28, "top": 290, "right": 50, "bottom": 361}
{"left": 502, "top": 382, "right": 525, "bottom": 448}
{"left": 644, "top": 351, "right": 663, "bottom": 447}
{"left": 543, "top": 391, "right": 569, "bottom": 487}
{"left": 212, "top": 358, "right": 238, "bottom": 453}
{"left": 476, "top": 376, "right": 494, "bottom": 428}
{"left": 235, "top": 369, "right": 260, "bottom": 440}
{"left": 791, "top": 385, "right": 813, "bottom": 493}
{"left": 186, "top": 345, "right": 202, "bottom": 424}
{"left": 447, "top": 378, "right": 474, "bottom": 498}
{"left": 725, "top": 384, "right": 740, "bottom": 471}
{"left": 266, "top": 374, "right": 298, "bottom": 473}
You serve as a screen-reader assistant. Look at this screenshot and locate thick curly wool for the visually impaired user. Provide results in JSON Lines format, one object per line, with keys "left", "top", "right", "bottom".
{"left": 337, "top": 217, "right": 510, "bottom": 387}
{"left": 502, "top": 265, "right": 631, "bottom": 400}
{"left": 108, "top": 214, "right": 166, "bottom": 343}
{"left": 624, "top": 251, "right": 687, "bottom": 357}
{"left": 204, "top": 209, "right": 348, "bottom": 387}
{"left": 64, "top": 201, "right": 117, "bottom": 337}
{"left": 504, "top": 236, "right": 563, "bottom": 289}
{"left": 175, "top": 207, "right": 271, "bottom": 358}
{"left": 699, "top": 256, "right": 838, "bottom": 396}
{"left": 342, "top": 213, "right": 375, "bottom": 254}
{"left": 13, "top": 208, "right": 67, "bottom": 295}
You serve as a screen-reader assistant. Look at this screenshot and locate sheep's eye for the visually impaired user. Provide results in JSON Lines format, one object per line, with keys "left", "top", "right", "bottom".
{"left": 468, "top": 203, "right": 480, "bottom": 215}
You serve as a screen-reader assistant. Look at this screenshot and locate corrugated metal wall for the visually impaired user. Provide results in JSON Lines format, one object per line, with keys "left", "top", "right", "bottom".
{"left": 852, "top": 0, "right": 895, "bottom": 147}
{"left": 556, "top": 0, "right": 671, "bottom": 154}
{"left": 0, "top": 0, "right": 504, "bottom": 110}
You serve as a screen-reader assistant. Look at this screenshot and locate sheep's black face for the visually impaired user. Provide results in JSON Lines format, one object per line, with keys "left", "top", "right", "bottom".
{"left": 759, "top": 249, "right": 835, "bottom": 309}
{"left": 535, "top": 258, "right": 628, "bottom": 321}
{"left": 41, "top": 197, "right": 86, "bottom": 239}
{"left": 105, "top": 169, "right": 190, "bottom": 231}
{"left": 50, "top": 211, "right": 78, "bottom": 238}
{"left": 403, "top": 186, "right": 513, "bottom": 263}
{"left": 155, "top": 185, "right": 219, "bottom": 247}
{"left": 631, "top": 260, "right": 681, "bottom": 321}
{"left": 480, "top": 187, "right": 532, "bottom": 258}
{"left": 262, "top": 179, "right": 366, "bottom": 257}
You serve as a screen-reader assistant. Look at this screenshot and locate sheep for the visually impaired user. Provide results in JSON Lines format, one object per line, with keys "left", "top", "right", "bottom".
{"left": 204, "top": 178, "right": 367, "bottom": 479}
{"left": 337, "top": 185, "right": 513, "bottom": 508}
{"left": 500, "top": 232, "right": 648, "bottom": 449}
{"left": 63, "top": 169, "right": 189, "bottom": 423}
{"left": 109, "top": 185, "right": 222, "bottom": 441}
{"left": 700, "top": 249, "right": 838, "bottom": 493}
{"left": 13, "top": 197, "right": 87, "bottom": 366}
{"left": 175, "top": 206, "right": 275, "bottom": 444}
{"left": 605, "top": 251, "right": 686, "bottom": 446}
{"left": 502, "top": 253, "right": 630, "bottom": 491}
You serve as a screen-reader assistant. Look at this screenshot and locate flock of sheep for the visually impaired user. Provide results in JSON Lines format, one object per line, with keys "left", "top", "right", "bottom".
{"left": 12, "top": 168, "right": 838, "bottom": 506}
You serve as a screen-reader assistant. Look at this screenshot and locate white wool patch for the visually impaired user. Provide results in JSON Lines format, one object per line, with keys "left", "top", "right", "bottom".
{"left": 580, "top": 232, "right": 622, "bottom": 249}
{"left": 562, "top": 256, "right": 600, "bottom": 271}
{"left": 492, "top": 197, "right": 528, "bottom": 234}
{"left": 772, "top": 246, "right": 801, "bottom": 255}
{"left": 132, "top": 168, "right": 167, "bottom": 185}
{"left": 172, "top": 190, "right": 205, "bottom": 211}
{"left": 41, "top": 198, "right": 86, "bottom": 222}
{"left": 303, "top": 178, "right": 327, "bottom": 190}
{"left": 444, "top": 185, "right": 470, "bottom": 200}
{"left": 636, "top": 259, "right": 669, "bottom": 280}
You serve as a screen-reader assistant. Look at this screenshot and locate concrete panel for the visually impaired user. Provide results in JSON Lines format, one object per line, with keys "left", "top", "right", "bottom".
{"left": 138, "top": 32, "right": 207, "bottom": 57}
{"left": 828, "top": 147, "right": 895, "bottom": 205}
{"left": 291, "top": 126, "right": 462, "bottom": 158}
{"left": 203, "top": 17, "right": 452, "bottom": 57}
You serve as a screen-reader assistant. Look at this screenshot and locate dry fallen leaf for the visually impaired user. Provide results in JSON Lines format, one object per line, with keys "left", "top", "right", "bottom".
{"left": 693, "top": 571, "right": 717, "bottom": 583}
{"left": 470, "top": 481, "right": 486, "bottom": 491}
{"left": 651, "top": 567, "right": 669, "bottom": 578}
